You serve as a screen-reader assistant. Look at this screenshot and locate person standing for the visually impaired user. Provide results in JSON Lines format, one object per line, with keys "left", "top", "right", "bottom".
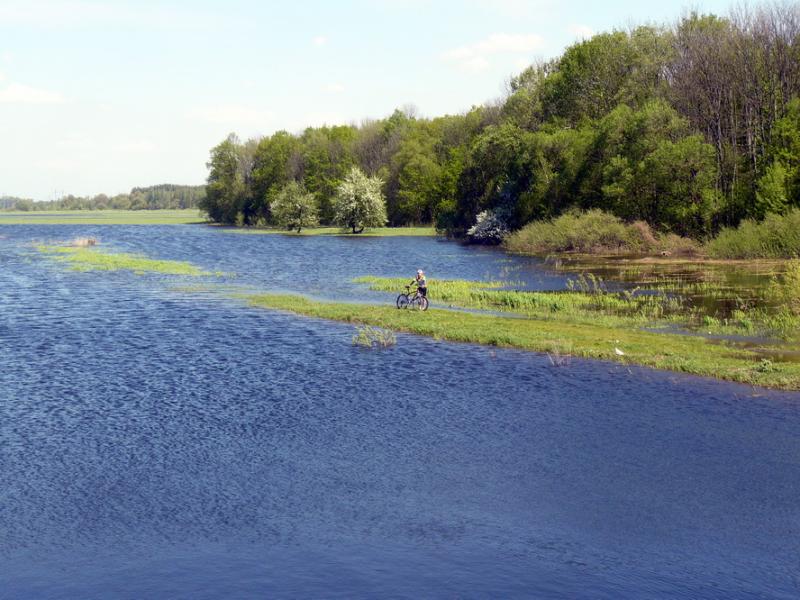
{"left": 411, "top": 269, "right": 427, "bottom": 298}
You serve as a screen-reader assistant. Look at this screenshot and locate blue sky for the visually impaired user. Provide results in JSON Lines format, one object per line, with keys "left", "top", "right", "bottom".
{"left": 0, "top": 0, "right": 734, "bottom": 200}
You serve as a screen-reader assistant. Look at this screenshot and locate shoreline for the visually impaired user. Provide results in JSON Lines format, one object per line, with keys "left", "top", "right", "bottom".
{"left": 242, "top": 292, "right": 800, "bottom": 392}
{"left": 222, "top": 226, "right": 438, "bottom": 237}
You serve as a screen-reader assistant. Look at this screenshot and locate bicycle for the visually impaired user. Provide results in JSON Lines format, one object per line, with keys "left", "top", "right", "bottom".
{"left": 396, "top": 284, "right": 429, "bottom": 311}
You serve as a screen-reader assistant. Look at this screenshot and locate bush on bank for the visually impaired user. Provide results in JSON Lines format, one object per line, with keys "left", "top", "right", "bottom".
{"left": 705, "top": 209, "right": 800, "bottom": 259}
{"left": 504, "top": 209, "right": 800, "bottom": 259}
{"left": 503, "top": 210, "right": 698, "bottom": 256}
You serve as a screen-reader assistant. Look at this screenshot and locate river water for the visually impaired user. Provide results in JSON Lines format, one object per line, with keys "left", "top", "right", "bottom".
{"left": 1, "top": 225, "right": 799, "bottom": 599}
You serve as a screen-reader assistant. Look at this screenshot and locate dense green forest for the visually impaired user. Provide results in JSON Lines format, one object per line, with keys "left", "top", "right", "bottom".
{"left": 202, "top": 4, "right": 800, "bottom": 239}
{"left": 2, "top": 184, "right": 206, "bottom": 211}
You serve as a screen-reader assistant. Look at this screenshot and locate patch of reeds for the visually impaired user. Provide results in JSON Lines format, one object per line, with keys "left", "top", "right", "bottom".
{"left": 352, "top": 325, "right": 397, "bottom": 349}
{"left": 767, "top": 259, "right": 800, "bottom": 315}
{"left": 705, "top": 209, "right": 800, "bottom": 259}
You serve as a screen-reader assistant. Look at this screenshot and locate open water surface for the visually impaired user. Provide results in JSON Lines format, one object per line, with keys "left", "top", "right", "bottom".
{"left": 1, "top": 225, "right": 799, "bottom": 599}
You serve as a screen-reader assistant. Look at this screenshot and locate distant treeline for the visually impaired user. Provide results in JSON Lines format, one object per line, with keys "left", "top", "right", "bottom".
{"left": 202, "top": 4, "right": 800, "bottom": 238}
{"left": 1, "top": 184, "right": 206, "bottom": 211}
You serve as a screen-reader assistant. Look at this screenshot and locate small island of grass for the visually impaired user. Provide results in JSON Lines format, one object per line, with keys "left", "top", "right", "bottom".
{"left": 36, "top": 244, "right": 215, "bottom": 276}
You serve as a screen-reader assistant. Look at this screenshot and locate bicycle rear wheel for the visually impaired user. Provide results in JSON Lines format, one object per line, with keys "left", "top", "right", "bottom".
{"left": 418, "top": 296, "right": 429, "bottom": 311}
{"left": 396, "top": 293, "right": 410, "bottom": 309}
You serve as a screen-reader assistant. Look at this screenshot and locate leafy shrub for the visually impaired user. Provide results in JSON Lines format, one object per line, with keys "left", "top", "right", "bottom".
{"left": 755, "top": 358, "right": 777, "bottom": 373}
{"left": 706, "top": 209, "right": 800, "bottom": 259}
{"left": 505, "top": 209, "right": 662, "bottom": 254}
{"left": 630, "top": 220, "right": 658, "bottom": 247}
{"left": 466, "top": 210, "right": 509, "bottom": 244}
{"left": 658, "top": 233, "right": 700, "bottom": 257}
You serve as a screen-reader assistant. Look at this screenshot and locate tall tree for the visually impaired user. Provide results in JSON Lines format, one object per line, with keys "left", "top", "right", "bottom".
{"left": 200, "top": 134, "right": 246, "bottom": 224}
{"left": 269, "top": 181, "right": 319, "bottom": 232}
{"left": 332, "top": 167, "right": 388, "bottom": 233}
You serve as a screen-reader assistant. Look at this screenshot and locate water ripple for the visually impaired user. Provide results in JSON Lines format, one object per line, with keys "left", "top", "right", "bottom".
{"left": 1, "top": 225, "right": 799, "bottom": 599}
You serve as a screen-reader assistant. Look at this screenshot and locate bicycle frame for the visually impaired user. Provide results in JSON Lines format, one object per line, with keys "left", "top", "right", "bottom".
{"left": 397, "top": 285, "right": 428, "bottom": 310}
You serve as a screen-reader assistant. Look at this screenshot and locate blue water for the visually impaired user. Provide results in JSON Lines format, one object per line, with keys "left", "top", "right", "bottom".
{"left": 1, "top": 225, "right": 799, "bottom": 599}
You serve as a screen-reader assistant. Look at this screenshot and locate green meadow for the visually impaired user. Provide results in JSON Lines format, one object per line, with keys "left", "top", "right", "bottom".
{"left": 0, "top": 210, "right": 205, "bottom": 225}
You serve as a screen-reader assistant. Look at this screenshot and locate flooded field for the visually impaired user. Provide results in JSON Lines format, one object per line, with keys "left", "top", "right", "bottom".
{"left": 1, "top": 225, "right": 799, "bottom": 598}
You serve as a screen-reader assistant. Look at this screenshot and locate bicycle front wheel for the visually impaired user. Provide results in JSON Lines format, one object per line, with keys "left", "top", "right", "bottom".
{"left": 396, "top": 294, "right": 410, "bottom": 309}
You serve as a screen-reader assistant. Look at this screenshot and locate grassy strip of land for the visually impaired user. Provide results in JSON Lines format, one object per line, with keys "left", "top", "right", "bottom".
{"left": 354, "top": 276, "right": 800, "bottom": 341}
{"left": 36, "top": 245, "right": 214, "bottom": 275}
{"left": 226, "top": 226, "right": 437, "bottom": 237}
{"left": 0, "top": 209, "right": 205, "bottom": 225}
{"left": 241, "top": 292, "right": 800, "bottom": 390}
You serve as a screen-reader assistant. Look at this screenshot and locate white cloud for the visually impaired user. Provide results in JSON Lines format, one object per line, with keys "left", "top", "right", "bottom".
{"left": 443, "top": 33, "right": 544, "bottom": 71}
{"left": 324, "top": 82, "right": 345, "bottom": 93}
{"left": 0, "top": 71, "right": 5, "bottom": 83}
{"left": 0, "top": 82, "right": 64, "bottom": 104}
{"left": 567, "top": 24, "right": 594, "bottom": 39}
{"left": 115, "top": 140, "right": 157, "bottom": 153}
{"left": 460, "top": 57, "right": 491, "bottom": 72}
{"left": 312, "top": 35, "right": 328, "bottom": 47}
{"left": 187, "top": 105, "right": 274, "bottom": 127}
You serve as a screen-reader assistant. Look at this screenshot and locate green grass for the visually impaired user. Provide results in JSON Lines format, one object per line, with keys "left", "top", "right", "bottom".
{"left": 241, "top": 292, "right": 800, "bottom": 391}
{"left": 36, "top": 245, "right": 214, "bottom": 275}
{"left": 355, "top": 275, "right": 800, "bottom": 342}
{"left": 226, "top": 226, "right": 437, "bottom": 237}
{"left": 0, "top": 209, "right": 205, "bottom": 225}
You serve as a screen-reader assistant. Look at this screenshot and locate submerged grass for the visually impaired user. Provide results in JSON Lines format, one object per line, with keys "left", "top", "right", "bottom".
{"left": 0, "top": 209, "right": 205, "bottom": 225}
{"left": 352, "top": 325, "right": 397, "bottom": 349}
{"left": 227, "top": 226, "right": 437, "bottom": 237}
{"left": 36, "top": 245, "right": 213, "bottom": 276}
{"left": 241, "top": 292, "right": 800, "bottom": 390}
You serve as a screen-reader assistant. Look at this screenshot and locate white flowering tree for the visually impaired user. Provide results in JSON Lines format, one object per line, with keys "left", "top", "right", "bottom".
{"left": 333, "top": 167, "right": 387, "bottom": 233}
{"left": 269, "top": 181, "right": 319, "bottom": 232}
{"left": 467, "top": 210, "right": 509, "bottom": 244}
